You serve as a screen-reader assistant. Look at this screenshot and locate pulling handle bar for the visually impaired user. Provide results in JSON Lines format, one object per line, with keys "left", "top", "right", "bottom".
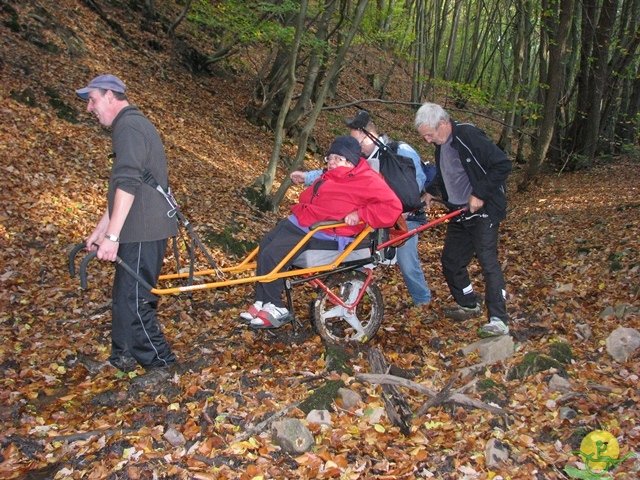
{"left": 69, "top": 242, "right": 155, "bottom": 291}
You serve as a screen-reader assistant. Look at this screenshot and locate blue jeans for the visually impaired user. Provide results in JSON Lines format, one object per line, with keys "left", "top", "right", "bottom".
{"left": 396, "top": 219, "right": 431, "bottom": 305}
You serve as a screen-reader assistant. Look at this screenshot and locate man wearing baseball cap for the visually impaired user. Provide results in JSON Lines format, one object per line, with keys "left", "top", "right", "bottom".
{"left": 76, "top": 74, "right": 179, "bottom": 386}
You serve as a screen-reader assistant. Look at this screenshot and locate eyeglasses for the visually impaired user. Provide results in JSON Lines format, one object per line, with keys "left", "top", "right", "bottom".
{"left": 324, "top": 155, "right": 347, "bottom": 163}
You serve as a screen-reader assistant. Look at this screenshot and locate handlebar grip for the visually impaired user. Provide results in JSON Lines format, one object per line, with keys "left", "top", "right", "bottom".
{"left": 71, "top": 242, "right": 156, "bottom": 291}
{"left": 309, "top": 220, "right": 343, "bottom": 230}
{"left": 69, "top": 242, "right": 87, "bottom": 278}
{"left": 80, "top": 250, "right": 97, "bottom": 289}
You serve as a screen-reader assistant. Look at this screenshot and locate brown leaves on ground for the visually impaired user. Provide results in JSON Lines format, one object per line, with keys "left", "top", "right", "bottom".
{"left": 1, "top": 1, "right": 639, "bottom": 479}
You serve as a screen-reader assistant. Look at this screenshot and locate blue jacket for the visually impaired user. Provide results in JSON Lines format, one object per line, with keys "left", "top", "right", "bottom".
{"left": 426, "top": 121, "right": 512, "bottom": 223}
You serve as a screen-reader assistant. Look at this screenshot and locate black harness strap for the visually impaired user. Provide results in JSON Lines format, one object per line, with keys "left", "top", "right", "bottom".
{"left": 142, "top": 169, "right": 224, "bottom": 283}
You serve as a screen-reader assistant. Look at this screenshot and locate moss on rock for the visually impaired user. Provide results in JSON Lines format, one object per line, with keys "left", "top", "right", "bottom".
{"left": 508, "top": 352, "right": 566, "bottom": 380}
{"left": 548, "top": 342, "right": 573, "bottom": 364}
{"left": 298, "top": 379, "right": 345, "bottom": 414}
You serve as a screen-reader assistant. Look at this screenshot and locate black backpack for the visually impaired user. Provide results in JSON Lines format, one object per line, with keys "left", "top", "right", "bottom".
{"left": 378, "top": 141, "right": 423, "bottom": 212}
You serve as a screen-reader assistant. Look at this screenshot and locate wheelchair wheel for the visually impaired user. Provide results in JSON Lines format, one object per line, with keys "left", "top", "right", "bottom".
{"left": 312, "top": 270, "right": 384, "bottom": 344}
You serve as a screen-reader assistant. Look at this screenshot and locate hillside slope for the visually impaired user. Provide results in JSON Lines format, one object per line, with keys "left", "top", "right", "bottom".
{"left": 1, "top": 1, "right": 639, "bottom": 479}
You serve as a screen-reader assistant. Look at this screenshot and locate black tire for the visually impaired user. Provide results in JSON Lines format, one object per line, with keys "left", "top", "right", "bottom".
{"left": 312, "top": 270, "right": 384, "bottom": 344}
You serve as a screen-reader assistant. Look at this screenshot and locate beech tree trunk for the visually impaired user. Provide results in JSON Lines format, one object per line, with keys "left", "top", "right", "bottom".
{"left": 520, "top": 0, "right": 576, "bottom": 189}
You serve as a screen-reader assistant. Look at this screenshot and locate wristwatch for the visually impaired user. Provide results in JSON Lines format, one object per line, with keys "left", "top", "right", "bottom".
{"left": 104, "top": 234, "right": 120, "bottom": 242}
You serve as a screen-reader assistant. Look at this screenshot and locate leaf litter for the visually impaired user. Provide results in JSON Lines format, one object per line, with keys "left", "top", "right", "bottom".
{"left": 0, "top": 1, "right": 639, "bottom": 479}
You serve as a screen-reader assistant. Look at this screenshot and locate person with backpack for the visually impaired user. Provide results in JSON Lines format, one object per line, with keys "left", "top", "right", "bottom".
{"left": 414, "top": 102, "right": 512, "bottom": 338}
{"left": 75, "top": 74, "right": 179, "bottom": 385}
{"left": 243, "top": 136, "right": 402, "bottom": 327}
{"left": 291, "top": 113, "right": 434, "bottom": 311}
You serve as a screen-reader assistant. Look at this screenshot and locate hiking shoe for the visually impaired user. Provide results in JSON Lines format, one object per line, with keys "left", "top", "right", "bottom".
{"left": 110, "top": 355, "right": 138, "bottom": 373}
{"left": 443, "top": 304, "right": 481, "bottom": 321}
{"left": 240, "top": 301, "right": 263, "bottom": 323}
{"left": 251, "top": 303, "right": 292, "bottom": 328}
{"left": 77, "top": 353, "right": 110, "bottom": 374}
{"left": 478, "top": 317, "right": 510, "bottom": 338}
{"left": 130, "top": 363, "right": 179, "bottom": 388}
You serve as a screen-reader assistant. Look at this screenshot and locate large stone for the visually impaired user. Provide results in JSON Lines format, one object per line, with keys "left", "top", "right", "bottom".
{"left": 163, "top": 426, "right": 185, "bottom": 447}
{"left": 559, "top": 407, "right": 577, "bottom": 421}
{"left": 306, "top": 409, "right": 332, "bottom": 427}
{"left": 460, "top": 336, "right": 515, "bottom": 365}
{"left": 271, "top": 418, "right": 314, "bottom": 454}
{"left": 599, "top": 306, "right": 615, "bottom": 319}
{"left": 606, "top": 327, "right": 640, "bottom": 362}
{"left": 338, "top": 388, "right": 362, "bottom": 409}
{"left": 548, "top": 374, "right": 573, "bottom": 393}
{"left": 575, "top": 323, "right": 592, "bottom": 340}
{"left": 459, "top": 336, "right": 515, "bottom": 378}
{"left": 485, "top": 438, "right": 509, "bottom": 468}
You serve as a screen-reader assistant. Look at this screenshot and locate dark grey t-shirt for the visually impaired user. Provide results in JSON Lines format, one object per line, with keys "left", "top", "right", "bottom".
{"left": 440, "top": 135, "right": 472, "bottom": 205}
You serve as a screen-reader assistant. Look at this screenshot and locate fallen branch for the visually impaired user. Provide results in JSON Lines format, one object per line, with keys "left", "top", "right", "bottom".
{"left": 356, "top": 373, "right": 507, "bottom": 416}
{"left": 47, "top": 428, "right": 136, "bottom": 444}
{"left": 233, "top": 402, "right": 300, "bottom": 443}
{"left": 283, "top": 372, "right": 330, "bottom": 387}
{"left": 368, "top": 348, "right": 412, "bottom": 435}
{"left": 415, "top": 372, "right": 458, "bottom": 417}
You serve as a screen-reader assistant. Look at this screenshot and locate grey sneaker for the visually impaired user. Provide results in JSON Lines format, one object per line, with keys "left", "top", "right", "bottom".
{"left": 478, "top": 317, "right": 510, "bottom": 338}
{"left": 131, "top": 363, "right": 180, "bottom": 388}
{"left": 443, "top": 304, "right": 481, "bottom": 321}
{"left": 110, "top": 356, "right": 138, "bottom": 373}
{"left": 77, "top": 353, "right": 110, "bottom": 374}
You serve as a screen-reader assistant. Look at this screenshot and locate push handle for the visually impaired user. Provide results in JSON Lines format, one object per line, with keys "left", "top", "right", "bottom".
{"left": 68, "top": 242, "right": 155, "bottom": 291}
{"left": 68, "top": 242, "right": 87, "bottom": 278}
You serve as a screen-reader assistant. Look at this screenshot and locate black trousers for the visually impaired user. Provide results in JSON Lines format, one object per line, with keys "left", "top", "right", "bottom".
{"left": 256, "top": 219, "right": 338, "bottom": 307}
{"left": 441, "top": 215, "right": 508, "bottom": 322}
{"left": 111, "top": 239, "right": 177, "bottom": 368}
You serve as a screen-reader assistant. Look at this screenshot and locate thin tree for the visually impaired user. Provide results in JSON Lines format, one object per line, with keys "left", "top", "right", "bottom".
{"left": 520, "top": 0, "right": 576, "bottom": 189}
{"left": 498, "top": 0, "right": 527, "bottom": 154}
{"left": 259, "top": 0, "right": 309, "bottom": 197}
{"left": 268, "top": 0, "right": 372, "bottom": 209}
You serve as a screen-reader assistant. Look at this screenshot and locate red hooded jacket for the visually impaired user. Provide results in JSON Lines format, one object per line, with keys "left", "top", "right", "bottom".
{"left": 290, "top": 159, "right": 402, "bottom": 237}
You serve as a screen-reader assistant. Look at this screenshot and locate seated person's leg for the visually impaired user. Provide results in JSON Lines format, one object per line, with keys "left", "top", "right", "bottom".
{"left": 241, "top": 219, "right": 307, "bottom": 325}
{"left": 243, "top": 219, "right": 344, "bottom": 327}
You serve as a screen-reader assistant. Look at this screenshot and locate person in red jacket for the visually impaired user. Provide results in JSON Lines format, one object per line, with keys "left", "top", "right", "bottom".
{"left": 241, "top": 136, "right": 402, "bottom": 328}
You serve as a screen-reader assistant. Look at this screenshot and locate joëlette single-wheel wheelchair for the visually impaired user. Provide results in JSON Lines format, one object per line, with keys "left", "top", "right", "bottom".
{"left": 69, "top": 208, "right": 465, "bottom": 346}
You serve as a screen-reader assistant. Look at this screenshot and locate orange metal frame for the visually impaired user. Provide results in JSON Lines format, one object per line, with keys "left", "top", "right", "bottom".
{"left": 151, "top": 222, "right": 375, "bottom": 295}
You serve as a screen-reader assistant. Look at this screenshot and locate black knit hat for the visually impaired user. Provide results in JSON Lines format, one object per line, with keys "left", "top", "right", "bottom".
{"left": 326, "top": 136, "right": 361, "bottom": 166}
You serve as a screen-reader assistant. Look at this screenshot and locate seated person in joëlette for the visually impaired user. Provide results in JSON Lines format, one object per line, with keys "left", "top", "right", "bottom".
{"left": 241, "top": 136, "right": 403, "bottom": 328}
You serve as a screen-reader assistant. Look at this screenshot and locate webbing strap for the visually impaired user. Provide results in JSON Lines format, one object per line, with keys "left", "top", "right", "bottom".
{"left": 142, "top": 169, "right": 224, "bottom": 280}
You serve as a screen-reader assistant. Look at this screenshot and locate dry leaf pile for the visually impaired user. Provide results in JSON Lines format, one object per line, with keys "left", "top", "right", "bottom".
{"left": 0, "top": 1, "right": 638, "bottom": 479}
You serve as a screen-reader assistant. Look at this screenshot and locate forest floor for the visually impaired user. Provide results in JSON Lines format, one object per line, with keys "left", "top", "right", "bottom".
{"left": 0, "top": 1, "right": 639, "bottom": 479}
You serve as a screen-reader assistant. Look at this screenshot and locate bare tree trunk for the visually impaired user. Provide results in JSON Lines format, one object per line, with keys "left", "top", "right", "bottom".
{"left": 571, "top": 0, "right": 620, "bottom": 165}
{"left": 519, "top": 0, "right": 576, "bottom": 190}
{"left": 268, "top": 0, "right": 372, "bottom": 209}
{"left": 599, "top": 0, "right": 640, "bottom": 153}
{"left": 498, "top": 0, "right": 527, "bottom": 153}
{"left": 167, "top": 0, "right": 192, "bottom": 37}
{"left": 261, "top": 0, "right": 309, "bottom": 196}
{"left": 411, "top": 0, "right": 427, "bottom": 102}
{"left": 283, "top": 1, "right": 338, "bottom": 130}
{"left": 616, "top": 68, "right": 640, "bottom": 146}
{"left": 145, "top": 0, "right": 155, "bottom": 19}
{"left": 443, "top": 0, "right": 462, "bottom": 81}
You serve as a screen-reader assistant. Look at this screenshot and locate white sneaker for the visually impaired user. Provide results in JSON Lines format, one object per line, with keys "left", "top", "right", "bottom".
{"left": 478, "top": 317, "right": 510, "bottom": 338}
{"left": 239, "top": 301, "right": 263, "bottom": 322}
{"left": 251, "top": 303, "right": 291, "bottom": 328}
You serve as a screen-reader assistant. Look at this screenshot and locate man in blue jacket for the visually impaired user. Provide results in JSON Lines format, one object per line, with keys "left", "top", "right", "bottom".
{"left": 414, "top": 102, "right": 512, "bottom": 337}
